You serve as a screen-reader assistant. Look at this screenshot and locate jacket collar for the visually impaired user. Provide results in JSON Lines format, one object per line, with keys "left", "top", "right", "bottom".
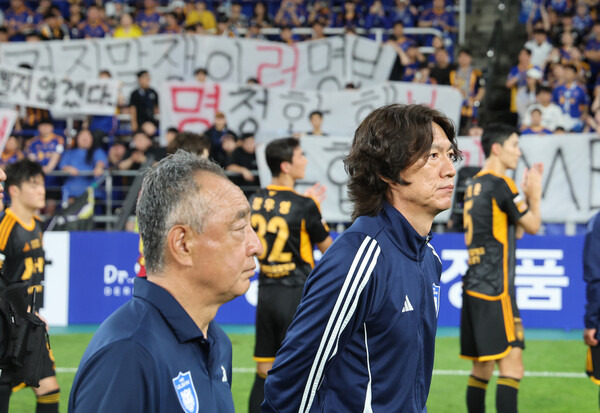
{"left": 378, "top": 201, "right": 433, "bottom": 262}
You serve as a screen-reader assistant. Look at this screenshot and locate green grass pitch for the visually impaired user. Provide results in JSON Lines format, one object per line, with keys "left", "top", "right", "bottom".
{"left": 7, "top": 331, "right": 598, "bottom": 412}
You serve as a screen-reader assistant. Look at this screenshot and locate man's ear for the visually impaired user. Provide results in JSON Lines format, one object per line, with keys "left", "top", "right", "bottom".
{"left": 166, "top": 225, "right": 194, "bottom": 268}
{"left": 280, "top": 161, "right": 291, "bottom": 175}
{"left": 7, "top": 185, "right": 18, "bottom": 200}
{"left": 491, "top": 142, "right": 502, "bottom": 157}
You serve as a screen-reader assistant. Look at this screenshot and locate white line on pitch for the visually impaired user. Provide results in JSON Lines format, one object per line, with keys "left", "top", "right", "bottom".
{"left": 56, "top": 367, "right": 588, "bottom": 379}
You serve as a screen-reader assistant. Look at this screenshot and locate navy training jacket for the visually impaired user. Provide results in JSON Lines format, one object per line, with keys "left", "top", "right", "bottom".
{"left": 263, "top": 201, "right": 442, "bottom": 412}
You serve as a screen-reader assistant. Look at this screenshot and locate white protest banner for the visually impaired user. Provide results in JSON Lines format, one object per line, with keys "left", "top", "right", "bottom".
{"left": 0, "top": 34, "right": 396, "bottom": 97}
{"left": 0, "top": 109, "right": 17, "bottom": 155}
{"left": 0, "top": 65, "right": 119, "bottom": 115}
{"left": 257, "top": 134, "right": 600, "bottom": 224}
{"left": 159, "top": 81, "right": 463, "bottom": 141}
{"left": 456, "top": 134, "right": 600, "bottom": 224}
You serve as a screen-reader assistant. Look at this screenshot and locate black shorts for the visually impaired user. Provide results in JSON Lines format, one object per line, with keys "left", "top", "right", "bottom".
{"left": 586, "top": 345, "right": 600, "bottom": 384}
{"left": 460, "top": 291, "right": 525, "bottom": 361}
{"left": 254, "top": 284, "right": 304, "bottom": 362}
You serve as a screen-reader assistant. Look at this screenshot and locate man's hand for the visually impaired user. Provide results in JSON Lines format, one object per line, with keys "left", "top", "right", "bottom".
{"left": 521, "top": 162, "right": 543, "bottom": 203}
{"left": 304, "top": 182, "right": 327, "bottom": 204}
{"left": 585, "top": 328, "right": 598, "bottom": 346}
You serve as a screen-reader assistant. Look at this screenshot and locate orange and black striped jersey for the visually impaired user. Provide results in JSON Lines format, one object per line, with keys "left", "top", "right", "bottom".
{"left": 0, "top": 208, "right": 45, "bottom": 311}
{"left": 462, "top": 171, "right": 528, "bottom": 298}
{"left": 250, "top": 185, "right": 330, "bottom": 287}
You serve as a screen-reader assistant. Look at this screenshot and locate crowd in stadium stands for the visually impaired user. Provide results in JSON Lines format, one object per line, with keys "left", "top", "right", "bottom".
{"left": 1, "top": 0, "right": 597, "bottom": 220}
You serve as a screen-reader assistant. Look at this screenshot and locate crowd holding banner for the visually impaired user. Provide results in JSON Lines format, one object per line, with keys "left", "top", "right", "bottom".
{"left": 0, "top": 34, "right": 397, "bottom": 97}
{"left": 159, "top": 80, "right": 463, "bottom": 139}
{"left": 0, "top": 65, "right": 120, "bottom": 116}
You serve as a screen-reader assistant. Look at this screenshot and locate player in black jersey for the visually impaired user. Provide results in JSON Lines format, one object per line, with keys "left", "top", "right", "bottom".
{"left": 0, "top": 159, "right": 59, "bottom": 413}
{"left": 248, "top": 137, "right": 333, "bottom": 413}
{"left": 460, "top": 124, "right": 542, "bottom": 413}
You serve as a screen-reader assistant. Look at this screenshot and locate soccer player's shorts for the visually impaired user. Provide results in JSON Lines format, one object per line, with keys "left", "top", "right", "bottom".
{"left": 254, "top": 284, "right": 304, "bottom": 362}
{"left": 586, "top": 345, "right": 600, "bottom": 384}
{"left": 460, "top": 291, "right": 525, "bottom": 361}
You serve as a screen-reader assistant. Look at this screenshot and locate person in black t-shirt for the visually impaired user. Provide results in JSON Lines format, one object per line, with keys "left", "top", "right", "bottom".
{"left": 226, "top": 133, "right": 259, "bottom": 185}
{"left": 128, "top": 70, "right": 159, "bottom": 132}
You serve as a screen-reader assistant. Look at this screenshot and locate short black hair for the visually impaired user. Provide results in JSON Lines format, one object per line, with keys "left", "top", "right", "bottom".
{"left": 136, "top": 70, "right": 149, "bottom": 79}
{"left": 167, "top": 127, "right": 179, "bottom": 134}
{"left": 481, "top": 123, "right": 518, "bottom": 158}
{"left": 309, "top": 110, "right": 323, "bottom": 119}
{"left": 265, "top": 137, "right": 300, "bottom": 177}
{"left": 458, "top": 48, "right": 472, "bottom": 56}
{"left": 194, "top": 67, "right": 208, "bottom": 76}
{"left": 99, "top": 69, "right": 112, "bottom": 77}
{"left": 5, "top": 159, "right": 44, "bottom": 190}
{"left": 240, "top": 133, "right": 254, "bottom": 140}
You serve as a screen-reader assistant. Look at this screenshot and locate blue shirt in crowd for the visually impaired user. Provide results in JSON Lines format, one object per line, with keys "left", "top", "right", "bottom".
{"left": 59, "top": 147, "right": 107, "bottom": 198}
{"left": 69, "top": 277, "right": 235, "bottom": 413}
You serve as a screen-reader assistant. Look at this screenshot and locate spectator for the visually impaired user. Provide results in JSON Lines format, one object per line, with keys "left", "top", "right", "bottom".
{"left": 521, "top": 108, "right": 553, "bottom": 135}
{"left": 166, "top": 131, "right": 211, "bottom": 157}
{"left": 140, "top": 121, "right": 158, "bottom": 139}
{"left": 274, "top": 0, "right": 307, "bottom": 28}
{"left": 585, "top": 21, "right": 600, "bottom": 86}
{"left": 229, "top": 2, "right": 248, "bottom": 30}
{"left": 169, "top": 0, "right": 186, "bottom": 25}
{"left": 427, "top": 35, "right": 452, "bottom": 66}
{"left": 311, "top": 20, "right": 326, "bottom": 40}
{"left": 524, "top": 28, "right": 553, "bottom": 70}
{"left": 129, "top": 70, "right": 159, "bottom": 132}
{"left": 430, "top": 47, "right": 455, "bottom": 85}
{"left": 551, "top": 31, "right": 579, "bottom": 66}
{"left": 136, "top": 0, "right": 161, "bottom": 35}
{"left": 0, "top": 135, "right": 24, "bottom": 168}
{"left": 118, "top": 130, "right": 165, "bottom": 171}
{"left": 516, "top": 67, "right": 543, "bottom": 123}
{"left": 334, "top": 0, "right": 364, "bottom": 28}
{"left": 388, "top": 21, "right": 416, "bottom": 51}
{"left": 59, "top": 129, "right": 107, "bottom": 201}
{"left": 552, "top": 63, "right": 590, "bottom": 132}
{"left": 413, "top": 62, "right": 433, "bottom": 84}
{"left": 216, "top": 133, "right": 237, "bottom": 168}
{"left": 450, "top": 48, "right": 486, "bottom": 134}
{"left": 185, "top": 1, "right": 216, "bottom": 32}
{"left": 388, "top": 41, "right": 424, "bottom": 82}
{"left": 25, "top": 118, "right": 64, "bottom": 211}
{"left": 419, "top": 0, "right": 457, "bottom": 42}
{"left": 68, "top": 3, "right": 84, "bottom": 39}
{"left": 522, "top": 85, "right": 567, "bottom": 132}
{"left": 78, "top": 5, "right": 110, "bottom": 38}
{"left": 252, "top": 2, "right": 274, "bottom": 28}
{"left": 390, "top": 0, "right": 419, "bottom": 28}
{"left": 216, "top": 13, "right": 236, "bottom": 37}
{"left": 554, "top": 12, "right": 581, "bottom": 46}
{"left": 195, "top": 67, "right": 208, "bottom": 83}
{"left": 573, "top": 2, "right": 593, "bottom": 35}
{"left": 226, "top": 133, "right": 258, "bottom": 185}
{"left": 506, "top": 48, "right": 537, "bottom": 115}
{"left": 547, "top": 61, "right": 566, "bottom": 88}
{"left": 87, "top": 70, "right": 119, "bottom": 144}
{"left": 112, "top": 12, "right": 143, "bottom": 38}
{"left": 105, "top": 0, "right": 131, "bottom": 28}
{"left": 164, "top": 126, "right": 179, "bottom": 148}
{"left": 161, "top": 12, "right": 181, "bottom": 34}
{"left": 307, "top": 0, "right": 332, "bottom": 27}
{"left": 38, "top": 10, "right": 70, "bottom": 40}
{"left": 0, "top": 27, "right": 9, "bottom": 43}
{"left": 5, "top": 0, "right": 37, "bottom": 40}
{"left": 365, "top": 0, "right": 391, "bottom": 30}
{"left": 246, "top": 20, "right": 266, "bottom": 40}
{"left": 279, "top": 25, "right": 296, "bottom": 44}
{"left": 205, "top": 112, "right": 238, "bottom": 166}
{"left": 306, "top": 110, "right": 327, "bottom": 136}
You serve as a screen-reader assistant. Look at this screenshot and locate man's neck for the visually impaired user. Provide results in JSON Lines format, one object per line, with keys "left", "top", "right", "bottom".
{"left": 271, "top": 175, "right": 295, "bottom": 189}
{"left": 483, "top": 157, "right": 507, "bottom": 176}
{"left": 148, "top": 273, "right": 219, "bottom": 338}
{"left": 9, "top": 203, "right": 35, "bottom": 225}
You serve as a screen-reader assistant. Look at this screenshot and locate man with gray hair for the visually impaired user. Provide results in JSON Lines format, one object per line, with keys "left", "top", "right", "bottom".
{"left": 68, "top": 150, "right": 263, "bottom": 412}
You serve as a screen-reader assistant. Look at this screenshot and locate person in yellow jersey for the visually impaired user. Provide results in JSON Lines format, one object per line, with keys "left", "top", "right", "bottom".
{"left": 248, "top": 137, "right": 332, "bottom": 413}
{"left": 460, "top": 124, "right": 543, "bottom": 413}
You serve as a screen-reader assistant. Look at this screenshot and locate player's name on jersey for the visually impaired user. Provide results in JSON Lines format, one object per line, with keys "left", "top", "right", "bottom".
{"left": 261, "top": 263, "right": 297, "bottom": 278}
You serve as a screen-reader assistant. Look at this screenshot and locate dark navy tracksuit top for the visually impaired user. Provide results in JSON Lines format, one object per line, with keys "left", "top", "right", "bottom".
{"left": 263, "top": 201, "right": 442, "bottom": 412}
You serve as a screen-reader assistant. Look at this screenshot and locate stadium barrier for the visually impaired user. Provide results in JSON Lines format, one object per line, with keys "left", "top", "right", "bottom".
{"left": 41, "top": 231, "right": 586, "bottom": 331}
